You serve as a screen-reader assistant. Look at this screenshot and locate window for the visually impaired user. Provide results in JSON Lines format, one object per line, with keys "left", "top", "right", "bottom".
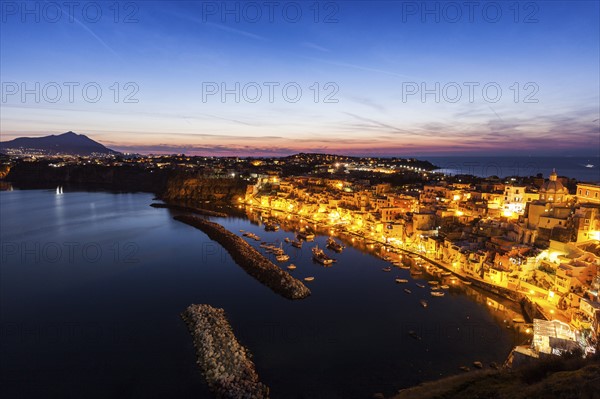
{"left": 586, "top": 190, "right": 590, "bottom": 196}
{"left": 579, "top": 189, "right": 582, "bottom": 195}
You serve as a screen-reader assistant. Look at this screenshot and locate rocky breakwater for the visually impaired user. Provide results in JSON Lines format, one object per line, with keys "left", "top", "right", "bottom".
{"left": 174, "top": 215, "right": 311, "bottom": 300}
{"left": 182, "top": 304, "right": 269, "bottom": 399}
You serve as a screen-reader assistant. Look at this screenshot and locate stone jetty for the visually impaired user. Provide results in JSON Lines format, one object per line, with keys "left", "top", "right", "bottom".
{"left": 150, "top": 202, "right": 229, "bottom": 217}
{"left": 174, "top": 215, "right": 311, "bottom": 300}
{"left": 181, "top": 304, "right": 269, "bottom": 399}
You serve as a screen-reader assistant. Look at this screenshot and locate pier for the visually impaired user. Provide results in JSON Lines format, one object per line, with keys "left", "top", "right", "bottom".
{"left": 174, "top": 215, "right": 311, "bottom": 300}
{"left": 181, "top": 304, "right": 269, "bottom": 399}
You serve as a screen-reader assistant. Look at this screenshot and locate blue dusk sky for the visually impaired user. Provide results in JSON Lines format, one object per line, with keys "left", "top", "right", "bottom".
{"left": 0, "top": 0, "right": 599, "bottom": 156}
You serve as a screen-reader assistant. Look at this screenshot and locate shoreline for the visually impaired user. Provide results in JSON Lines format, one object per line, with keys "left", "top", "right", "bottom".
{"left": 174, "top": 214, "right": 311, "bottom": 300}
{"left": 150, "top": 202, "right": 229, "bottom": 217}
{"left": 181, "top": 304, "right": 269, "bottom": 399}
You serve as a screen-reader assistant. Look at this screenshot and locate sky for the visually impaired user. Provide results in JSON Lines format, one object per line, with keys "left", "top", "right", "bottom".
{"left": 1, "top": 0, "right": 599, "bottom": 157}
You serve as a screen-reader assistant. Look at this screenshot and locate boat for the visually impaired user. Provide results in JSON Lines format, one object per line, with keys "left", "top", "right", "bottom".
{"left": 442, "top": 272, "right": 452, "bottom": 276}
{"left": 298, "top": 231, "right": 315, "bottom": 241}
{"left": 463, "top": 280, "right": 472, "bottom": 285}
{"left": 399, "top": 264, "right": 411, "bottom": 270}
{"left": 304, "top": 277, "right": 315, "bottom": 282}
{"left": 440, "top": 285, "right": 450, "bottom": 290}
{"left": 430, "top": 291, "right": 445, "bottom": 297}
{"left": 473, "top": 361, "right": 483, "bottom": 369}
{"left": 276, "top": 254, "right": 290, "bottom": 262}
{"left": 264, "top": 222, "right": 279, "bottom": 231}
{"left": 284, "top": 237, "right": 290, "bottom": 243}
{"left": 312, "top": 245, "right": 334, "bottom": 265}
{"left": 382, "top": 267, "right": 392, "bottom": 272}
{"left": 420, "top": 299, "right": 428, "bottom": 308}
{"left": 287, "top": 264, "right": 297, "bottom": 270}
{"left": 416, "top": 283, "right": 425, "bottom": 288}
{"left": 585, "top": 164, "right": 594, "bottom": 168}
{"left": 459, "top": 366, "right": 470, "bottom": 372}
{"left": 404, "top": 288, "right": 412, "bottom": 294}
{"left": 408, "top": 330, "right": 421, "bottom": 340}
{"left": 411, "top": 270, "right": 423, "bottom": 275}
{"left": 512, "top": 317, "right": 526, "bottom": 323}
{"left": 326, "top": 237, "right": 344, "bottom": 252}
{"left": 291, "top": 240, "right": 303, "bottom": 248}
{"left": 428, "top": 280, "right": 440, "bottom": 286}
{"left": 395, "top": 278, "right": 408, "bottom": 283}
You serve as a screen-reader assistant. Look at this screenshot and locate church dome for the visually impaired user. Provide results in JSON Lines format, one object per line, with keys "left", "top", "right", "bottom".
{"left": 540, "top": 169, "right": 566, "bottom": 194}
{"left": 539, "top": 169, "right": 568, "bottom": 203}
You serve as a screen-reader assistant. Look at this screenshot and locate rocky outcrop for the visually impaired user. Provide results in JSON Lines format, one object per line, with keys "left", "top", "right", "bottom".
{"left": 174, "top": 215, "right": 311, "bottom": 300}
{"left": 162, "top": 175, "right": 247, "bottom": 204}
{"left": 181, "top": 304, "right": 269, "bottom": 399}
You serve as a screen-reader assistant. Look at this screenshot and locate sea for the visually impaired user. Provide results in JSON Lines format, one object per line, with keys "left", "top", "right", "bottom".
{"left": 425, "top": 156, "right": 600, "bottom": 182}
{"left": 1, "top": 189, "right": 529, "bottom": 398}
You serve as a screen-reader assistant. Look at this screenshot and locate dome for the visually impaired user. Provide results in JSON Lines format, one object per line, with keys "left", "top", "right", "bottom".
{"left": 539, "top": 169, "right": 568, "bottom": 203}
{"left": 540, "top": 169, "right": 566, "bottom": 194}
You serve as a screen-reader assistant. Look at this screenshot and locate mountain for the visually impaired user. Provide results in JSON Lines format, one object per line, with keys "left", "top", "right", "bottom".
{"left": 0, "top": 131, "right": 119, "bottom": 156}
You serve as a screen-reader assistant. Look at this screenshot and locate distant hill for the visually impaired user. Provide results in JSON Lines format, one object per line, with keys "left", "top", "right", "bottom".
{"left": 0, "top": 131, "right": 119, "bottom": 156}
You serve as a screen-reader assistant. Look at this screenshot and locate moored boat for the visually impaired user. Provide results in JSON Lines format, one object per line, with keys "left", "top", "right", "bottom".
{"left": 382, "top": 267, "right": 392, "bottom": 272}
{"left": 395, "top": 278, "right": 408, "bottom": 283}
{"left": 404, "top": 288, "right": 412, "bottom": 294}
{"left": 420, "top": 299, "right": 428, "bottom": 308}
{"left": 276, "top": 254, "right": 290, "bottom": 262}
{"left": 291, "top": 240, "right": 303, "bottom": 248}
{"left": 416, "top": 283, "right": 425, "bottom": 288}
{"left": 326, "top": 237, "right": 344, "bottom": 252}
{"left": 312, "top": 245, "right": 334, "bottom": 265}
{"left": 287, "top": 264, "right": 297, "bottom": 270}
{"left": 430, "top": 291, "right": 445, "bottom": 297}
{"left": 304, "top": 276, "right": 315, "bottom": 282}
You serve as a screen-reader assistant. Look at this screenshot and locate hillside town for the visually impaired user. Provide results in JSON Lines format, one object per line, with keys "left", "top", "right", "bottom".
{"left": 243, "top": 167, "right": 600, "bottom": 361}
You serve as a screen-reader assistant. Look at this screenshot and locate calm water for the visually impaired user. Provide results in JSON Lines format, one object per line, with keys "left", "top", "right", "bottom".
{"left": 1, "top": 189, "right": 527, "bottom": 398}
{"left": 427, "top": 156, "right": 600, "bottom": 182}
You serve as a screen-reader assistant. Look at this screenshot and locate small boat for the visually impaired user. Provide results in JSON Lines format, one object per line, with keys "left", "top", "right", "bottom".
{"left": 420, "top": 299, "right": 428, "bottom": 308}
{"left": 473, "top": 361, "right": 483, "bottom": 369}
{"left": 416, "top": 283, "right": 425, "bottom": 288}
{"left": 408, "top": 330, "right": 421, "bottom": 340}
{"left": 411, "top": 270, "right": 423, "bottom": 275}
{"left": 585, "top": 164, "right": 594, "bottom": 168}
{"left": 287, "top": 264, "right": 297, "bottom": 270}
{"left": 512, "top": 317, "right": 525, "bottom": 323}
{"left": 430, "top": 286, "right": 440, "bottom": 291}
{"left": 442, "top": 272, "right": 452, "bottom": 276}
{"left": 304, "top": 276, "right": 315, "bottom": 282}
{"left": 239, "top": 229, "right": 245, "bottom": 232}
{"left": 489, "top": 362, "right": 499, "bottom": 370}
{"left": 276, "top": 254, "right": 290, "bottom": 262}
{"left": 399, "top": 264, "right": 411, "bottom": 270}
{"left": 404, "top": 288, "right": 412, "bottom": 294}
{"left": 459, "top": 366, "right": 470, "bottom": 372}
{"left": 291, "top": 240, "right": 303, "bottom": 248}
{"left": 463, "top": 281, "right": 472, "bottom": 285}
{"left": 326, "top": 237, "right": 344, "bottom": 252}
{"left": 395, "top": 278, "right": 408, "bottom": 283}
{"left": 284, "top": 237, "right": 291, "bottom": 243}
{"left": 440, "top": 285, "right": 450, "bottom": 290}
{"left": 312, "top": 245, "right": 334, "bottom": 265}
{"left": 428, "top": 280, "right": 440, "bottom": 286}
{"left": 382, "top": 267, "right": 392, "bottom": 272}
{"left": 431, "top": 291, "right": 445, "bottom": 297}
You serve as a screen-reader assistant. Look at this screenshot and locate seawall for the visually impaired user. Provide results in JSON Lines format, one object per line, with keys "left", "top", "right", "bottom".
{"left": 174, "top": 215, "right": 311, "bottom": 300}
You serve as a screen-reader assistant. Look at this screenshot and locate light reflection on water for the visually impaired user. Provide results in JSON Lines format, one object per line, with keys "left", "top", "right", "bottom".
{"left": 1, "top": 190, "right": 527, "bottom": 399}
